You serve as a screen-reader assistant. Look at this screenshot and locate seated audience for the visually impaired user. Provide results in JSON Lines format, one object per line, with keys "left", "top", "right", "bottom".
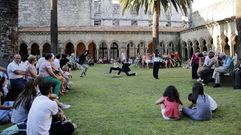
{"left": 155, "top": 85, "right": 182, "bottom": 120}
{"left": 11, "top": 79, "right": 38, "bottom": 124}
{"left": 7, "top": 54, "right": 27, "bottom": 98}
{"left": 0, "top": 76, "right": 13, "bottom": 124}
{"left": 212, "top": 53, "right": 233, "bottom": 87}
{"left": 182, "top": 82, "right": 212, "bottom": 121}
{"left": 39, "top": 53, "right": 61, "bottom": 96}
{"left": 27, "top": 78, "right": 76, "bottom": 135}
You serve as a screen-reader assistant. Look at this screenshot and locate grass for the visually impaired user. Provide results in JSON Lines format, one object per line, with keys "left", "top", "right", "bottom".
{"left": 1, "top": 64, "right": 241, "bottom": 135}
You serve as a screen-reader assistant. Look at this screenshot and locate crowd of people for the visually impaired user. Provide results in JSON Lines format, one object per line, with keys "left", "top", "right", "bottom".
{"left": 0, "top": 53, "right": 77, "bottom": 135}
{"left": 0, "top": 49, "right": 240, "bottom": 133}
{"left": 190, "top": 50, "right": 238, "bottom": 88}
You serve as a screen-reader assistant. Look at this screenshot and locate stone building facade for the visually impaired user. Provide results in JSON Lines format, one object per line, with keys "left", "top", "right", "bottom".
{"left": 0, "top": 0, "right": 238, "bottom": 62}
{"left": 0, "top": 0, "right": 18, "bottom": 65}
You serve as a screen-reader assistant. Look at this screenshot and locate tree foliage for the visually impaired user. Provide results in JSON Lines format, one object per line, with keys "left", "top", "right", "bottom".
{"left": 120, "top": 0, "right": 192, "bottom": 16}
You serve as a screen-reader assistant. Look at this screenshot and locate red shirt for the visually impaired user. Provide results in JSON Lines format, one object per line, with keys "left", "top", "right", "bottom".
{"left": 163, "top": 96, "right": 180, "bottom": 119}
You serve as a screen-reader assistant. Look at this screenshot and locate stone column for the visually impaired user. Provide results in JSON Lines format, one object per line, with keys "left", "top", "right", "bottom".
{"left": 96, "top": 48, "right": 99, "bottom": 61}
{"left": 107, "top": 46, "right": 110, "bottom": 60}
{"left": 28, "top": 47, "right": 31, "bottom": 54}
{"left": 40, "top": 48, "right": 43, "bottom": 57}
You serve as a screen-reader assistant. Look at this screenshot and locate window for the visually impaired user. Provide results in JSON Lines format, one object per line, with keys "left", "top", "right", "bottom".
{"left": 113, "top": 19, "right": 119, "bottom": 26}
{"left": 131, "top": 20, "right": 138, "bottom": 26}
{"left": 94, "top": 20, "right": 101, "bottom": 26}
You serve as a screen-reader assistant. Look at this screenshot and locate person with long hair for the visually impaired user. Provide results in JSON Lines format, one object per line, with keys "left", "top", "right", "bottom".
{"left": 155, "top": 85, "right": 182, "bottom": 120}
{"left": 0, "top": 76, "right": 13, "bottom": 124}
{"left": 11, "top": 79, "right": 38, "bottom": 124}
{"left": 182, "top": 82, "right": 212, "bottom": 120}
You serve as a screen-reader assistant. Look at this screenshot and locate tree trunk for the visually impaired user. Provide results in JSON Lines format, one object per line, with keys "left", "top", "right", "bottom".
{"left": 51, "top": 0, "right": 58, "bottom": 54}
{"left": 152, "top": 0, "right": 160, "bottom": 52}
{"left": 236, "top": 0, "right": 241, "bottom": 59}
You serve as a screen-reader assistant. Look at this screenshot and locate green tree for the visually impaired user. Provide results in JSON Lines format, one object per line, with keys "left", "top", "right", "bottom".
{"left": 119, "top": 0, "right": 192, "bottom": 51}
{"left": 236, "top": 0, "right": 241, "bottom": 59}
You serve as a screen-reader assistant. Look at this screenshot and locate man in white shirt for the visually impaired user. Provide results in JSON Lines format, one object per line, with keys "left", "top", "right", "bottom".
{"left": 7, "top": 54, "right": 27, "bottom": 96}
{"left": 27, "top": 79, "right": 59, "bottom": 135}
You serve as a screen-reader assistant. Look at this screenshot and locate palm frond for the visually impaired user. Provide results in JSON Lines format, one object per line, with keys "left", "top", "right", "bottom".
{"left": 119, "top": 0, "right": 193, "bottom": 15}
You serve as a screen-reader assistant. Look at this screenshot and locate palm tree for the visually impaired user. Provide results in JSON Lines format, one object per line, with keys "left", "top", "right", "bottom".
{"left": 119, "top": 0, "right": 192, "bottom": 51}
{"left": 236, "top": 0, "right": 241, "bottom": 59}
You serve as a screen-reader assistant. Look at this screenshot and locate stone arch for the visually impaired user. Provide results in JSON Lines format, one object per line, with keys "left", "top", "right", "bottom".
{"left": 231, "top": 34, "right": 238, "bottom": 55}
{"left": 42, "top": 43, "right": 51, "bottom": 56}
{"left": 99, "top": 41, "right": 108, "bottom": 59}
{"left": 110, "top": 42, "right": 119, "bottom": 60}
{"left": 193, "top": 39, "right": 200, "bottom": 52}
{"left": 76, "top": 42, "right": 86, "bottom": 56}
{"left": 30, "top": 43, "right": 40, "bottom": 56}
{"left": 167, "top": 42, "right": 174, "bottom": 54}
{"left": 159, "top": 41, "right": 165, "bottom": 54}
{"left": 65, "top": 42, "right": 75, "bottom": 56}
{"left": 127, "top": 41, "right": 134, "bottom": 59}
{"left": 200, "top": 39, "right": 207, "bottom": 52}
{"left": 188, "top": 40, "right": 193, "bottom": 58}
{"left": 182, "top": 41, "right": 188, "bottom": 61}
{"left": 137, "top": 41, "right": 146, "bottom": 55}
{"left": 19, "top": 42, "right": 28, "bottom": 58}
{"left": 147, "top": 42, "right": 153, "bottom": 54}
{"left": 87, "top": 41, "right": 97, "bottom": 62}
{"left": 208, "top": 37, "right": 213, "bottom": 51}
{"left": 221, "top": 36, "right": 230, "bottom": 56}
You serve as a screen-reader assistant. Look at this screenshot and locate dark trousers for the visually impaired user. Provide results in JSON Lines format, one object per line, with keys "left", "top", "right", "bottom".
{"left": 50, "top": 121, "right": 75, "bottom": 135}
{"left": 201, "top": 68, "right": 214, "bottom": 84}
{"left": 153, "top": 62, "right": 161, "bottom": 79}
{"left": 175, "top": 60, "right": 182, "bottom": 67}
{"left": 118, "top": 70, "right": 136, "bottom": 76}
{"left": 109, "top": 67, "right": 120, "bottom": 73}
{"left": 9, "top": 78, "right": 27, "bottom": 99}
{"left": 192, "top": 63, "right": 199, "bottom": 79}
{"left": 231, "top": 70, "right": 241, "bottom": 89}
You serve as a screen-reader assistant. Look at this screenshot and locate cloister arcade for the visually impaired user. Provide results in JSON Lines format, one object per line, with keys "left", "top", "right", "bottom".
{"left": 19, "top": 33, "right": 237, "bottom": 62}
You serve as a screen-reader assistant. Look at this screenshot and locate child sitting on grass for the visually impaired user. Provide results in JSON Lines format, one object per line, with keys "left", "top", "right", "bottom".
{"left": 155, "top": 85, "right": 183, "bottom": 120}
{"left": 183, "top": 82, "right": 212, "bottom": 121}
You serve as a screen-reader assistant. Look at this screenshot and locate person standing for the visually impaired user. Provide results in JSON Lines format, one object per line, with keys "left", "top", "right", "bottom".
{"left": 78, "top": 50, "right": 89, "bottom": 77}
{"left": 152, "top": 50, "right": 162, "bottom": 79}
{"left": 190, "top": 50, "right": 200, "bottom": 79}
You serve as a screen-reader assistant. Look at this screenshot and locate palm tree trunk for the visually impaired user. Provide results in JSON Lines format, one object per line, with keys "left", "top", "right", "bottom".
{"left": 152, "top": 0, "right": 160, "bottom": 52}
{"left": 236, "top": 0, "right": 241, "bottom": 59}
{"left": 51, "top": 0, "right": 58, "bottom": 54}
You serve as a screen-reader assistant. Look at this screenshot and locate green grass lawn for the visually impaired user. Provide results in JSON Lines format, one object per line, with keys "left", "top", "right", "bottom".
{"left": 1, "top": 64, "right": 241, "bottom": 135}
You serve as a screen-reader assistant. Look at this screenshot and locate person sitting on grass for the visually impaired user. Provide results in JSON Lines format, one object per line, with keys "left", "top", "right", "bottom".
{"left": 0, "top": 76, "right": 13, "bottom": 124}
{"left": 117, "top": 59, "right": 136, "bottom": 76}
{"left": 27, "top": 78, "right": 76, "bottom": 135}
{"left": 182, "top": 82, "right": 212, "bottom": 121}
{"left": 155, "top": 85, "right": 183, "bottom": 120}
{"left": 11, "top": 79, "right": 38, "bottom": 124}
{"left": 188, "top": 92, "right": 217, "bottom": 112}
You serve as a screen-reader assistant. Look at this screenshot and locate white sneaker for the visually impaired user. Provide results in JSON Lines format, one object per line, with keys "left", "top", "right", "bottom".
{"left": 196, "top": 78, "right": 202, "bottom": 82}
{"left": 60, "top": 103, "right": 71, "bottom": 109}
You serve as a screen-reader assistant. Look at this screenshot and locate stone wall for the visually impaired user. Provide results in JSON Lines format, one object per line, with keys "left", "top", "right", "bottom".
{"left": 0, "top": 0, "right": 18, "bottom": 66}
{"left": 18, "top": 0, "right": 187, "bottom": 27}
{"left": 191, "top": 0, "right": 235, "bottom": 27}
